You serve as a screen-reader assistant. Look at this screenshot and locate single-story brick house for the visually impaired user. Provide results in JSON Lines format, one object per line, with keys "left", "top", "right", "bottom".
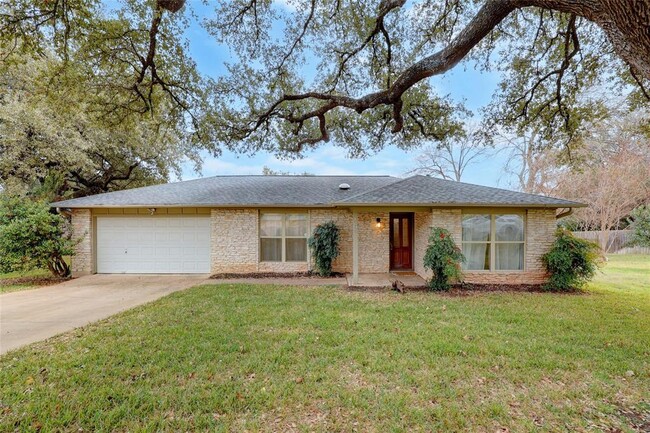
{"left": 51, "top": 175, "right": 584, "bottom": 284}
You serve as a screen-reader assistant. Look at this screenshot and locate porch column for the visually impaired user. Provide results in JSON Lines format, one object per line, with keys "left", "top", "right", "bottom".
{"left": 352, "top": 208, "right": 359, "bottom": 284}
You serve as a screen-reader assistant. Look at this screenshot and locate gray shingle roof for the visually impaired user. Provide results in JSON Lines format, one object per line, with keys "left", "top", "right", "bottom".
{"left": 340, "top": 175, "right": 585, "bottom": 208}
{"left": 51, "top": 174, "right": 585, "bottom": 209}
{"left": 51, "top": 175, "right": 400, "bottom": 208}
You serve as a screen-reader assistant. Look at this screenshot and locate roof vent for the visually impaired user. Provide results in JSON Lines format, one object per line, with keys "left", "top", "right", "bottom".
{"left": 338, "top": 183, "right": 350, "bottom": 190}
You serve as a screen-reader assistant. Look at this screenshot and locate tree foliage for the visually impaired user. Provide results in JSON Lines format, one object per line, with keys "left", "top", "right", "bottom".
{"left": 541, "top": 228, "right": 602, "bottom": 291}
{"left": 0, "top": 197, "right": 77, "bottom": 277}
{"left": 0, "top": 52, "right": 201, "bottom": 197}
{"left": 3, "top": 0, "right": 648, "bottom": 171}
{"left": 204, "top": 0, "right": 650, "bottom": 155}
{"left": 0, "top": 0, "right": 212, "bottom": 197}
{"left": 308, "top": 221, "right": 340, "bottom": 277}
{"left": 627, "top": 205, "right": 650, "bottom": 248}
{"left": 423, "top": 227, "right": 465, "bottom": 291}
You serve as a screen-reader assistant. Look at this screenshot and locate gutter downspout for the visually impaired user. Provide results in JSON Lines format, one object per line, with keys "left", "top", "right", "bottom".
{"left": 556, "top": 208, "right": 573, "bottom": 220}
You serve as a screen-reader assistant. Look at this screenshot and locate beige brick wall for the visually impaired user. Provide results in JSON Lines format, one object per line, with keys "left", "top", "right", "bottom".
{"left": 211, "top": 208, "right": 355, "bottom": 274}
{"left": 53, "top": 205, "right": 556, "bottom": 283}
{"left": 71, "top": 209, "right": 93, "bottom": 276}
{"left": 207, "top": 206, "right": 556, "bottom": 282}
{"left": 357, "top": 211, "right": 390, "bottom": 273}
{"left": 524, "top": 209, "right": 557, "bottom": 272}
{"left": 310, "top": 209, "right": 353, "bottom": 273}
{"left": 416, "top": 209, "right": 463, "bottom": 280}
{"left": 258, "top": 262, "right": 309, "bottom": 273}
{"left": 413, "top": 208, "right": 556, "bottom": 285}
{"left": 413, "top": 211, "right": 433, "bottom": 277}
{"left": 211, "top": 209, "right": 259, "bottom": 273}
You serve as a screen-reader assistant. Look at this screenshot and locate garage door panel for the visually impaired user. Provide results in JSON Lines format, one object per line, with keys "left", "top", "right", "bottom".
{"left": 96, "top": 216, "right": 210, "bottom": 274}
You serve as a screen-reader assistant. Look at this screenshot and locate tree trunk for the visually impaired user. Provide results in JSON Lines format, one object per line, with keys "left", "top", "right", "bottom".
{"left": 48, "top": 254, "right": 71, "bottom": 278}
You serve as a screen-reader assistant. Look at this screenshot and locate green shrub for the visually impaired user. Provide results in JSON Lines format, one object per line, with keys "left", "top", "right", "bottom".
{"left": 308, "top": 221, "right": 340, "bottom": 276}
{"left": 0, "top": 196, "right": 77, "bottom": 277}
{"left": 627, "top": 205, "right": 650, "bottom": 247}
{"left": 541, "top": 228, "right": 603, "bottom": 291}
{"left": 423, "top": 227, "right": 465, "bottom": 291}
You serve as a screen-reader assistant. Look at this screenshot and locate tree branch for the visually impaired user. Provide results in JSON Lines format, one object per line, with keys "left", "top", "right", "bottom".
{"left": 254, "top": 0, "right": 518, "bottom": 146}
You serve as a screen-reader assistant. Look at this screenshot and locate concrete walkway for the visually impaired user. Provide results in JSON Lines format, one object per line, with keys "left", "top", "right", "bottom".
{"left": 0, "top": 274, "right": 208, "bottom": 355}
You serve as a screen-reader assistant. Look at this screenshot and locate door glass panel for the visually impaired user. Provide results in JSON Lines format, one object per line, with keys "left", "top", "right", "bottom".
{"left": 260, "top": 214, "right": 283, "bottom": 237}
{"left": 496, "top": 214, "right": 524, "bottom": 241}
{"left": 401, "top": 218, "right": 409, "bottom": 247}
{"left": 392, "top": 218, "right": 400, "bottom": 245}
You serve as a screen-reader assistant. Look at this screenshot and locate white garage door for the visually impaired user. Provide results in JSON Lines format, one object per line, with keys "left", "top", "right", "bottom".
{"left": 96, "top": 216, "right": 211, "bottom": 274}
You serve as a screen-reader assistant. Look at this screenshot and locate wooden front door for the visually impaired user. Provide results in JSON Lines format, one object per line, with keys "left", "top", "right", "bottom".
{"left": 390, "top": 213, "right": 413, "bottom": 270}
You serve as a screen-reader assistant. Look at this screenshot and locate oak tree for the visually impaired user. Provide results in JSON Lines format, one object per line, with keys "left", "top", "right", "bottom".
{"left": 205, "top": 0, "right": 650, "bottom": 154}
{"left": 0, "top": 0, "right": 211, "bottom": 196}
{"left": 2, "top": 0, "right": 649, "bottom": 174}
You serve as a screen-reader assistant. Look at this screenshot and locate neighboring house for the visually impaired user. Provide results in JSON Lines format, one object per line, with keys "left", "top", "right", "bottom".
{"left": 51, "top": 175, "right": 585, "bottom": 284}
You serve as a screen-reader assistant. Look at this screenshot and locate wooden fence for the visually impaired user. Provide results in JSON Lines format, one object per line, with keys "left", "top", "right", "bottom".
{"left": 572, "top": 230, "right": 650, "bottom": 254}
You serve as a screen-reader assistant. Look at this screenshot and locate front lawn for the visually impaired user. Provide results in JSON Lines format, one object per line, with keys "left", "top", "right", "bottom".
{"left": 1, "top": 256, "right": 648, "bottom": 432}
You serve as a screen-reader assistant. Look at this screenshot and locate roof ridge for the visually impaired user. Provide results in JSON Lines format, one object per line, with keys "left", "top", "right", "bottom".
{"left": 419, "top": 174, "right": 572, "bottom": 202}
{"left": 77, "top": 174, "right": 399, "bottom": 193}
{"left": 336, "top": 174, "right": 584, "bottom": 207}
{"left": 336, "top": 175, "right": 412, "bottom": 203}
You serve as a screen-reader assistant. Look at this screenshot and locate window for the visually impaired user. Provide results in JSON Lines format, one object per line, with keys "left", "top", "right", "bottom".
{"left": 494, "top": 214, "right": 525, "bottom": 270}
{"left": 260, "top": 213, "right": 308, "bottom": 262}
{"left": 462, "top": 214, "right": 491, "bottom": 270}
{"left": 462, "top": 213, "right": 525, "bottom": 271}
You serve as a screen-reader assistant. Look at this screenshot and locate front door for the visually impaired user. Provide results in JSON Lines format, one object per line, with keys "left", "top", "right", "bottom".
{"left": 390, "top": 213, "right": 413, "bottom": 271}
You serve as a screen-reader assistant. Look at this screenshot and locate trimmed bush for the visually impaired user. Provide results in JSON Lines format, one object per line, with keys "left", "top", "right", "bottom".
{"left": 542, "top": 228, "right": 603, "bottom": 291}
{"left": 308, "top": 221, "right": 340, "bottom": 276}
{"left": 0, "top": 197, "right": 77, "bottom": 277}
{"left": 423, "top": 227, "right": 465, "bottom": 291}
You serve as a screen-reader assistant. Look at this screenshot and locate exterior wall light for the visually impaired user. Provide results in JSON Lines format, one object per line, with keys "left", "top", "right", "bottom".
{"left": 376, "top": 217, "right": 381, "bottom": 228}
{"left": 148, "top": 208, "right": 157, "bottom": 215}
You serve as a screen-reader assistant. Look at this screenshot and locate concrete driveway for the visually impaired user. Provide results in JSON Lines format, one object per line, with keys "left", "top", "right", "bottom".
{"left": 0, "top": 274, "right": 209, "bottom": 355}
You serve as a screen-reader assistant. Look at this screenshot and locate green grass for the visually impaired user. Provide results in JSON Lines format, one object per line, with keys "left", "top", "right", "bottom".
{"left": 1, "top": 256, "right": 648, "bottom": 432}
{"left": 0, "top": 269, "right": 53, "bottom": 294}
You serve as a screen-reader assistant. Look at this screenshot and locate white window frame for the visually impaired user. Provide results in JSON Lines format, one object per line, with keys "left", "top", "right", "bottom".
{"left": 259, "top": 212, "right": 309, "bottom": 263}
{"left": 462, "top": 212, "right": 526, "bottom": 272}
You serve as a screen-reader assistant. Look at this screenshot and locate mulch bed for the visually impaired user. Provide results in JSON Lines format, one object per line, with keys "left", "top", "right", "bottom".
{"left": 0, "top": 276, "right": 70, "bottom": 288}
{"left": 208, "top": 273, "right": 583, "bottom": 295}
{"left": 349, "top": 283, "right": 585, "bottom": 295}
{"left": 210, "top": 271, "right": 345, "bottom": 279}
{"left": 454, "top": 282, "right": 546, "bottom": 292}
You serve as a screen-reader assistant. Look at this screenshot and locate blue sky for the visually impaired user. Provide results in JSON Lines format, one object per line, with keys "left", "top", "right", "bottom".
{"left": 179, "top": 1, "right": 511, "bottom": 187}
